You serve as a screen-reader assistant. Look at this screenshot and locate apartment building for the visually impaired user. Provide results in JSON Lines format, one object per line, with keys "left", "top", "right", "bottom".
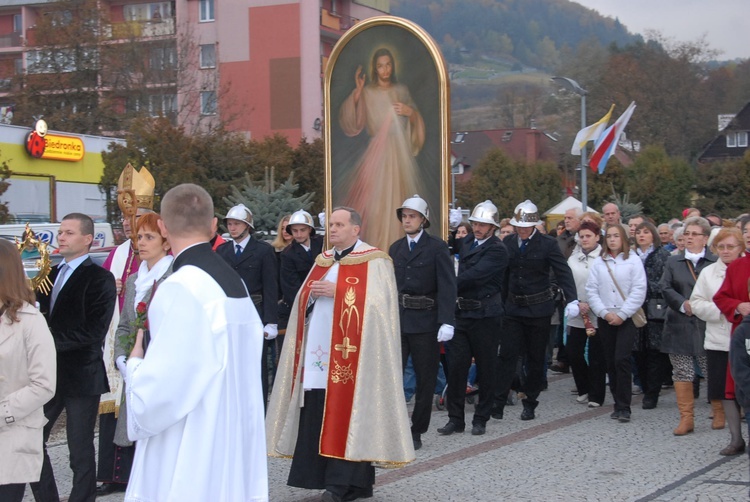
{"left": 0, "top": 0, "right": 389, "bottom": 142}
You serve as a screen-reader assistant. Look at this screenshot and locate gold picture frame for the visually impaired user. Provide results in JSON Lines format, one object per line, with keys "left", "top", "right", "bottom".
{"left": 324, "top": 16, "right": 450, "bottom": 250}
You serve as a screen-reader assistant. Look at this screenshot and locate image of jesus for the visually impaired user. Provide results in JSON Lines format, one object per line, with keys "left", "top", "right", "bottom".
{"left": 338, "top": 48, "right": 425, "bottom": 251}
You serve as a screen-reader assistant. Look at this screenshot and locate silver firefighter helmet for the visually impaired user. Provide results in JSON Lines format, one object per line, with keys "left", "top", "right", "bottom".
{"left": 396, "top": 194, "right": 430, "bottom": 228}
{"left": 468, "top": 200, "right": 499, "bottom": 227}
{"left": 223, "top": 203, "right": 254, "bottom": 229}
{"left": 509, "top": 200, "right": 540, "bottom": 228}
{"left": 286, "top": 209, "right": 315, "bottom": 235}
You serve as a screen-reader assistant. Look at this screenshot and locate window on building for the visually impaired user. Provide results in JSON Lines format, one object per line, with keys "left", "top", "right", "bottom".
{"left": 727, "top": 133, "right": 737, "bottom": 148}
{"left": 199, "top": 0, "right": 215, "bottom": 22}
{"left": 148, "top": 93, "right": 177, "bottom": 117}
{"left": 201, "top": 91, "right": 217, "bottom": 115}
{"left": 739, "top": 131, "right": 749, "bottom": 148}
{"left": 200, "top": 44, "right": 216, "bottom": 68}
{"left": 124, "top": 2, "right": 172, "bottom": 22}
{"left": 13, "top": 14, "right": 22, "bottom": 33}
{"left": 150, "top": 46, "right": 176, "bottom": 70}
{"left": 44, "top": 10, "right": 73, "bottom": 27}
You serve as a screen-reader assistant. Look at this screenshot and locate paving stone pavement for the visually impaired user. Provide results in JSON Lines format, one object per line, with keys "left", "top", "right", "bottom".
{"left": 21, "top": 373, "right": 750, "bottom": 501}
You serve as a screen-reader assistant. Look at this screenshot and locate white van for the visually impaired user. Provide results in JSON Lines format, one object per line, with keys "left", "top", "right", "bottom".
{"left": 0, "top": 222, "right": 115, "bottom": 250}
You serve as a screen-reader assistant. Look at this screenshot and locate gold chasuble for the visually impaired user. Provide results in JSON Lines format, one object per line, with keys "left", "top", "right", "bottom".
{"left": 267, "top": 243, "right": 415, "bottom": 465}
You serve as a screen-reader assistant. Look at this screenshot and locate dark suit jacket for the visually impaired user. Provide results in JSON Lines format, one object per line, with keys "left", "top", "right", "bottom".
{"left": 455, "top": 235, "right": 508, "bottom": 319}
{"left": 216, "top": 236, "right": 278, "bottom": 323}
{"left": 280, "top": 235, "right": 324, "bottom": 306}
{"left": 503, "top": 231, "right": 577, "bottom": 318}
{"left": 37, "top": 256, "right": 117, "bottom": 397}
{"left": 389, "top": 232, "right": 457, "bottom": 333}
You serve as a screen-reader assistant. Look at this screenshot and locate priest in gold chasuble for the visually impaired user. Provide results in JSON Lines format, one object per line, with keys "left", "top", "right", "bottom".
{"left": 266, "top": 207, "right": 414, "bottom": 502}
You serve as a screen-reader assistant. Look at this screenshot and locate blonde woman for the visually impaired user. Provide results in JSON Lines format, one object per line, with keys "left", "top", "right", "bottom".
{"left": 692, "top": 227, "right": 745, "bottom": 454}
{"left": 271, "top": 215, "right": 293, "bottom": 252}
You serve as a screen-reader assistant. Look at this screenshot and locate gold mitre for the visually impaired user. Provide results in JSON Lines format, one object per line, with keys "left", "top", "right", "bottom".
{"left": 117, "top": 163, "right": 155, "bottom": 211}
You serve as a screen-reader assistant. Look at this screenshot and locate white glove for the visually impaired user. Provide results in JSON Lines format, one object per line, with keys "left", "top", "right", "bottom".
{"left": 437, "top": 324, "right": 455, "bottom": 342}
{"left": 449, "top": 208, "right": 462, "bottom": 229}
{"left": 564, "top": 300, "right": 580, "bottom": 319}
{"left": 116, "top": 355, "right": 127, "bottom": 377}
{"left": 264, "top": 323, "right": 278, "bottom": 340}
{"left": 318, "top": 212, "right": 326, "bottom": 228}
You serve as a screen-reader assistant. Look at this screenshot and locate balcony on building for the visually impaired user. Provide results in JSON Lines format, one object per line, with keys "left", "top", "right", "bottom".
{"left": 106, "top": 16, "right": 175, "bottom": 40}
{"left": 0, "top": 31, "right": 22, "bottom": 50}
{"left": 320, "top": 8, "right": 358, "bottom": 40}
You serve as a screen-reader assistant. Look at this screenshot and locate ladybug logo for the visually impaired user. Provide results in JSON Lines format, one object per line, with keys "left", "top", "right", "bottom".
{"left": 25, "top": 119, "right": 48, "bottom": 158}
{"left": 26, "top": 131, "right": 46, "bottom": 158}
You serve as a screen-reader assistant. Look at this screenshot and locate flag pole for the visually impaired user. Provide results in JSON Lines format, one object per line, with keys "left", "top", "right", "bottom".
{"left": 580, "top": 92, "right": 588, "bottom": 212}
{"left": 551, "top": 76, "right": 589, "bottom": 212}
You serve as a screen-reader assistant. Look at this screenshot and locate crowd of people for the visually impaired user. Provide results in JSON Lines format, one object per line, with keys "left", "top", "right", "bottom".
{"left": 5, "top": 172, "right": 750, "bottom": 501}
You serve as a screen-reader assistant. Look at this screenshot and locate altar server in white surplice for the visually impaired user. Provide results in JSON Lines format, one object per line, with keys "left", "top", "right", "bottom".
{"left": 124, "top": 184, "right": 268, "bottom": 502}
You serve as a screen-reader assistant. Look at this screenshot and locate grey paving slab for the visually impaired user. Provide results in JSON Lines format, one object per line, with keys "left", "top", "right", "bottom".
{"left": 21, "top": 373, "right": 750, "bottom": 501}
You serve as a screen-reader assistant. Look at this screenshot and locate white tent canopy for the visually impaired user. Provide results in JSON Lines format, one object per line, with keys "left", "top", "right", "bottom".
{"left": 543, "top": 196, "right": 598, "bottom": 217}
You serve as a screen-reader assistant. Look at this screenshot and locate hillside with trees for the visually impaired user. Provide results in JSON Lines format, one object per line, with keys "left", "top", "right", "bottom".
{"left": 392, "top": 0, "right": 640, "bottom": 70}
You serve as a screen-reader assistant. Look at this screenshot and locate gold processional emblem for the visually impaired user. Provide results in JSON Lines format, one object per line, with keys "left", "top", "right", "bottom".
{"left": 16, "top": 223, "right": 53, "bottom": 294}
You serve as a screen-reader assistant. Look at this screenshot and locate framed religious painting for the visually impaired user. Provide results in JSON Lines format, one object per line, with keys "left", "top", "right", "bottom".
{"left": 324, "top": 16, "right": 450, "bottom": 251}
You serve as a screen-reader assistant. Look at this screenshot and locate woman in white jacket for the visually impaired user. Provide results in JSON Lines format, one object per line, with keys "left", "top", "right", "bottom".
{"left": 0, "top": 239, "right": 56, "bottom": 502}
{"left": 567, "top": 221, "right": 606, "bottom": 408}
{"left": 690, "top": 227, "right": 745, "bottom": 455}
{"left": 586, "top": 224, "right": 647, "bottom": 423}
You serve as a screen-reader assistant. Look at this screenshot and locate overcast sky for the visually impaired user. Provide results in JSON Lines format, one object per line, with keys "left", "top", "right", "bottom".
{"left": 573, "top": 0, "right": 749, "bottom": 60}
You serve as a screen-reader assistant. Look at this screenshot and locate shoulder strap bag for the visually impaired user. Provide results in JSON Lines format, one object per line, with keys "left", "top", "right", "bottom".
{"left": 603, "top": 259, "right": 647, "bottom": 328}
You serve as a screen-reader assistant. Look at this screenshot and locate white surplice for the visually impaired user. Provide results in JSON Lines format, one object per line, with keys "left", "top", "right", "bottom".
{"left": 125, "top": 265, "right": 268, "bottom": 502}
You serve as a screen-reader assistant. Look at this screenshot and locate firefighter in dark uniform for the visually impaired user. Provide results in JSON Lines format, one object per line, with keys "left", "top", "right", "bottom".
{"left": 437, "top": 200, "right": 508, "bottom": 437}
{"left": 493, "top": 200, "right": 579, "bottom": 421}
{"left": 279, "top": 209, "right": 323, "bottom": 326}
{"left": 216, "top": 204, "right": 278, "bottom": 409}
{"left": 389, "top": 195, "right": 456, "bottom": 450}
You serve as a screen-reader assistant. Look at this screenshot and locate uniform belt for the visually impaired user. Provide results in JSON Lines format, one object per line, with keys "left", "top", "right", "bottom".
{"left": 511, "top": 288, "right": 554, "bottom": 307}
{"left": 398, "top": 294, "right": 435, "bottom": 310}
{"left": 250, "top": 294, "right": 263, "bottom": 306}
{"left": 456, "top": 297, "right": 483, "bottom": 310}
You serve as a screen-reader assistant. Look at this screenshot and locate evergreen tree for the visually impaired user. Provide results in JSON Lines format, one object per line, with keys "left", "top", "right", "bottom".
{"left": 222, "top": 172, "right": 315, "bottom": 235}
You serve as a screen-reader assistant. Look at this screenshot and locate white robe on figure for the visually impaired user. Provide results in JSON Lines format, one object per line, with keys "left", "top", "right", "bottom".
{"left": 125, "top": 265, "right": 268, "bottom": 502}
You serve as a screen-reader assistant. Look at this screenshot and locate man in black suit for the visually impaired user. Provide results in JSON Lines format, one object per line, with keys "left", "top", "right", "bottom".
{"left": 493, "top": 200, "right": 578, "bottom": 421}
{"left": 280, "top": 209, "right": 323, "bottom": 315}
{"left": 216, "top": 204, "right": 278, "bottom": 407}
{"left": 389, "top": 195, "right": 456, "bottom": 450}
{"left": 437, "top": 200, "right": 508, "bottom": 437}
{"left": 31, "top": 213, "right": 117, "bottom": 502}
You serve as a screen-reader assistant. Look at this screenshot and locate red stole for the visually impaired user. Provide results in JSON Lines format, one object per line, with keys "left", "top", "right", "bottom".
{"left": 292, "top": 258, "right": 370, "bottom": 458}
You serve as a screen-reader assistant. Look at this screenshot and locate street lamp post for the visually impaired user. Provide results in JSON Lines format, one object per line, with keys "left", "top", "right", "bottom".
{"left": 551, "top": 76, "right": 588, "bottom": 211}
{"left": 451, "top": 132, "right": 467, "bottom": 209}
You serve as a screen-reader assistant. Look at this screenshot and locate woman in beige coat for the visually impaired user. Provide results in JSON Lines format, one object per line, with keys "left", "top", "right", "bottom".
{"left": 0, "top": 239, "right": 56, "bottom": 502}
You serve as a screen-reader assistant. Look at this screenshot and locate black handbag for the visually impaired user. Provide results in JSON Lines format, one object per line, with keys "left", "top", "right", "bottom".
{"left": 646, "top": 298, "right": 667, "bottom": 321}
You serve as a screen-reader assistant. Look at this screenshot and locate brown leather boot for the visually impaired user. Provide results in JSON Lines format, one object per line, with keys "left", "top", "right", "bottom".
{"left": 673, "top": 381, "right": 694, "bottom": 436}
{"left": 711, "top": 400, "right": 726, "bottom": 430}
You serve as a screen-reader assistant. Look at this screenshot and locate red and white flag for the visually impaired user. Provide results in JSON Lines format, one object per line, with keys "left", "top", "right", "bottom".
{"left": 589, "top": 101, "right": 636, "bottom": 174}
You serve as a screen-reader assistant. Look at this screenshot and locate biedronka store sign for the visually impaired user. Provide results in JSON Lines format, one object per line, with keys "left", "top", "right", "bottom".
{"left": 24, "top": 119, "right": 85, "bottom": 162}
